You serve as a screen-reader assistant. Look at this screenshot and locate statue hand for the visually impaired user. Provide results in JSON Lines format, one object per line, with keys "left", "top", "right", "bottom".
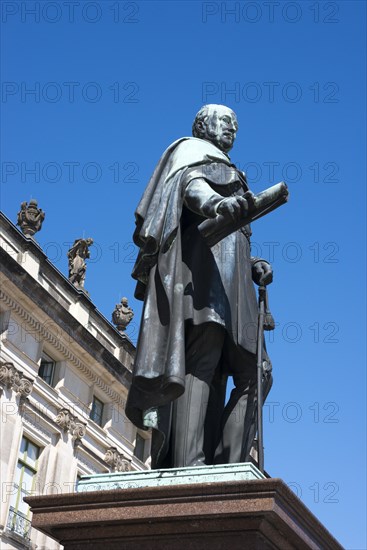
{"left": 217, "top": 196, "right": 248, "bottom": 220}
{"left": 252, "top": 261, "right": 273, "bottom": 286}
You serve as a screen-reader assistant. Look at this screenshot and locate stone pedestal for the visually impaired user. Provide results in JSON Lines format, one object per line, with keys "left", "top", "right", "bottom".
{"left": 26, "top": 465, "right": 343, "bottom": 550}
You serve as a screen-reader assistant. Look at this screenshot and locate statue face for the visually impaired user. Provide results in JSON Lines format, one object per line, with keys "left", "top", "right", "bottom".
{"left": 201, "top": 106, "right": 238, "bottom": 153}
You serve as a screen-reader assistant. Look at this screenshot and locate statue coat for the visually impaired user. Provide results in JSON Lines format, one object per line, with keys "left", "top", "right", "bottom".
{"left": 126, "top": 137, "right": 270, "bottom": 467}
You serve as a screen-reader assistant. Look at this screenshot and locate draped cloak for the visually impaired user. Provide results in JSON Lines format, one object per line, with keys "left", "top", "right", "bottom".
{"left": 125, "top": 137, "right": 266, "bottom": 467}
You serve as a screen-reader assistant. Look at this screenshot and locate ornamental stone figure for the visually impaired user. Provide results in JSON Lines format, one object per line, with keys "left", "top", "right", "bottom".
{"left": 17, "top": 199, "right": 45, "bottom": 236}
{"left": 104, "top": 447, "right": 132, "bottom": 472}
{"left": 125, "top": 104, "right": 287, "bottom": 470}
{"left": 67, "top": 238, "right": 93, "bottom": 290}
{"left": 112, "top": 297, "right": 134, "bottom": 332}
{"left": 55, "top": 407, "right": 86, "bottom": 447}
{"left": 0, "top": 361, "right": 34, "bottom": 400}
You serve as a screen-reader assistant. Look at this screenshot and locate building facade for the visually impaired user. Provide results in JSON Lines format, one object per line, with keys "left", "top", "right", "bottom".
{"left": 0, "top": 212, "right": 149, "bottom": 550}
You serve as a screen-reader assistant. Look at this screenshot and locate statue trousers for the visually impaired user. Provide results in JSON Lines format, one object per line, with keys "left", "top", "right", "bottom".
{"left": 171, "top": 322, "right": 272, "bottom": 467}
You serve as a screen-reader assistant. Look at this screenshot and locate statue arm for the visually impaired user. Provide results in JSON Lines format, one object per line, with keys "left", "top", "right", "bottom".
{"left": 185, "top": 178, "right": 272, "bottom": 285}
{"left": 184, "top": 178, "right": 226, "bottom": 218}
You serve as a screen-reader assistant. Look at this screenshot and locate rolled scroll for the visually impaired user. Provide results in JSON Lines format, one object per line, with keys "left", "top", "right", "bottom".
{"left": 198, "top": 181, "right": 289, "bottom": 247}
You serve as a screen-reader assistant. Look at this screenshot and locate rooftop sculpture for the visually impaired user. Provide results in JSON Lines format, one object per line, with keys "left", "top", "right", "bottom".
{"left": 67, "top": 238, "right": 94, "bottom": 291}
{"left": 17, "top": 199, "right": 45, "bottom": 237}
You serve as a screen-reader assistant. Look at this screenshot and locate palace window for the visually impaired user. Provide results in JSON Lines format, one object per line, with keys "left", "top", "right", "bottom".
{"left": 38, "top": 352, "right": 56, "bottom": 386}
{"left": 90, "top": 396, "right": 104, "bottom": 426}
{"left": 7, "top": 436, "right": 41, "bottom": 541}
{"left": 134, "top": 433, "right": 147, "bottom": 462}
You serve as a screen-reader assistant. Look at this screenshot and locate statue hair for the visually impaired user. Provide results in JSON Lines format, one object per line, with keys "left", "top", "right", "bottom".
{"left": 192, "top": 104, "right": 235, "bottom": 137}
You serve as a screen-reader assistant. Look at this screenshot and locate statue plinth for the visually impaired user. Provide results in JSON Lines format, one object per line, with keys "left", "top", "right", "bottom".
{"left": 26, "top": 465, "right": 343, "bottom": 549}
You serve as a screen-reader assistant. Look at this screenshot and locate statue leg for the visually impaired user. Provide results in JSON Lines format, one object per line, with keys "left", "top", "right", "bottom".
{"left": 214, "top": 338, "right": 258, "bottom": 464}
{"left": 171, "top": 322, "right": 225, "bottom": 468}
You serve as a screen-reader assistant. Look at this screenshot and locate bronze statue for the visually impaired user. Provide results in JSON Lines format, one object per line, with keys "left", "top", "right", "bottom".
{"left": 17, "top": 199, "right": 45, "bottom": 236}
{"left": 126, "top": 104, "right": 287, "bottom": 469}
{"left": 67, "top": 238, "right": 93, "bottom": 290}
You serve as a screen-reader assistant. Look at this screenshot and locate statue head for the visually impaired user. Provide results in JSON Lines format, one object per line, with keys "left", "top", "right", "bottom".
{"left": 192, "top": 104, "right": 238, "bottom": 153}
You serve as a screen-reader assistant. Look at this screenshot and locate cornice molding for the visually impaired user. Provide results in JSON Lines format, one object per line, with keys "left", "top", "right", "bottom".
{"left": 0, "top": 289, "right": 126, "bottom": 408}
{"left": 1, "top": 212, "right": 136, "bottom": 357}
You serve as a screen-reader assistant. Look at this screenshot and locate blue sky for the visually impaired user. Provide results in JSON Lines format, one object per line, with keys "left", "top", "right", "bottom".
{"left": 1, "top": 1, "right": 366, "bottom": 547}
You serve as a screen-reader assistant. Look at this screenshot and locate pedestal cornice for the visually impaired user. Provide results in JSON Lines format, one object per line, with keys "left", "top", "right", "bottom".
{"left": 25, "top": 476, "right": 344, "bottom": 550}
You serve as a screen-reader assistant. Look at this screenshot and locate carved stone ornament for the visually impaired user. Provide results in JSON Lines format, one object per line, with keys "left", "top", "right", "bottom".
{"left": 112, "top": 297, "right": 134, "bottom": 332}
{"left": 55, "top": 408, "right": 74, "bottom": 431}
{"left": 0, "top": 361, "right": 34, "bottom": 397}
{"left": 14, "top": 376, "right": 34, "bottom": 397}
{"left": 118, "top": 458, "right": 132, "bottom": 472}
{"left": 0, "top": 361, "right": 19, "bottom": 388}
{"left": 55, "top": 407, "right": 86, "bottom": 446}
{"left": 17, "top": 199, "right": 45, "bottom": 237}
{"left": 104, "top": 447, "right": 119, "bottom": 470}
{"left": 67, "top": 238, "right": 94, "bottom": 290}
{"left": 104, "top": 447, "right": 132, "bottom": 472}
{"left": 71, "top": 422, "right": 87, "bottom": 446}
